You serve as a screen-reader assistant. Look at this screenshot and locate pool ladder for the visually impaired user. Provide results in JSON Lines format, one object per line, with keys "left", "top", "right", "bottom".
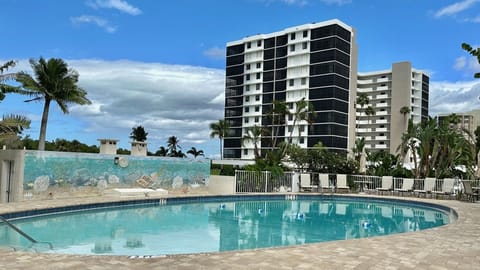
{"left": 0, "top": 215, "right": 53, "bottom": 250}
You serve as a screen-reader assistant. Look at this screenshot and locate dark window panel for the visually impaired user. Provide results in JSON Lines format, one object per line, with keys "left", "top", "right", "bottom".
{"left": 310, "top": 49, "right": 350, "bottom": 66}
{"left": 309, "top": 87, "right": 349, "bottom": 101}
{"left": 275, "top": 80, "right": 286, "bottom": 91}
{"left": 264, "top": 49, "right": 275, "bottom": 60}
{"left": 276, "top": 34, "right": 288, "bottom": 46}
{"left": 226, "top": 54, "right": 244, "bottom": 66}
{"left": 311, "top": 99, "right": 348, "bottom": 113}
{"left": 275, "top": 69, "right": 287, "bottom": 80}
{"left": 226, "top": 65, "right": 244, "bottom": 76}
{"left": 264, "top": 60, "right": 274, "bottom": 71}
{"left": 265, "top": 37, "right": 275, "bottom": 48}
{"left": 276, "top": 46, "right": 288, "bottom": 57}
{"left": 226, "top": 44, "right": 244, "bottom": 56}
{"left": 263, "top": 82, "right": 274, "bottom": 92}
{"left": 275, "top": 58, "right": 287, "bottom": 69}
{"left": 263, "top": 71, "right": 274, "bottom": 82}
{"left": 310, "top": 62, "right": 350, "bottom": 77}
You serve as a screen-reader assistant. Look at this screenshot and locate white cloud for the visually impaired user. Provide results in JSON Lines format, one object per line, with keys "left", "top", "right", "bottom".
{"left": 203, "top": 47, "right": 226, "bottom": 60}
{"left": 465, "top": 15, "right": 480, "bottom": 22}
{"left": 454, "top": 56, "right": 467, "bottom": 70}
{"left": 86, "top": 0, "right": 142, "bottom": 15}
{"left": 429, "top": 81, "right": 480, "bottom": 116}
{"left": 434, "top": 0, "right": 479, "bottom": 18}
{"left": 63, "top": 59, "right": 225, "bottom": 148}
{"left": 71, "top": 15, "right": 117, "bottom": 33}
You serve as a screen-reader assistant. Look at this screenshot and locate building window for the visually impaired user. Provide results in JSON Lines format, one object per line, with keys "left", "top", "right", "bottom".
{"left": 257, "top": 40, "right": 262, "bottom": 47}
{"left": 290, "top": 44, "right": 295, "bottom": 52}
{"left": 380, "top": 133, "right": 384, "bottom": 136}
{"left": 288, "top": 114, "right": 293, "bottom": 121}
{"left": 380, "top": 125, "right": 385, "bottom": 128}
{"left": 256, "top": 73, "right": 261, "bottom": 79}
{"left": 303, "top": 30, "right": 308, "bottom": 37}
{"left": 246, "top": 85, "right": 250, "bottom": 91}
{"left": 246, "top": 74, "right": 250, "bottom": 80}
{"left": 256, "top": 62, "right": 261, "bottom": 69}
{"left": 288, "top": 126, "right": 293, "bottom": 132}
{"left": 255, "top": 95, "right": 260, "bottom": 101}
{"left": 291, "top": 33, "right": 296, "bottom": 40}
{"left": 299, "top": 137, "right": 304, "bottom": 144}
{"left": 288, "top": 103, "right": 294, "bottom": 109}
{"left": 245, "top": 107, "right": 249, "bottom": 113}
{"left": 289, "top": 79, "right": 294, "bottom": 86}
{"left": 246, "top": 64, "right": 251, "bottom": 70}
{"left": 256, "top": 83, "right": 260, "bottom": 90}
{"left": 302, "top": 42, "right": 307, "bottom": 49}
{"left": 379, "top": 141, "right": 385, "bottom": 144}
{"left": 245, "top": 96, "right": 250, "bottom": 102}
{"left": 244, "top": 117, "right": 249, "bottom": 123}
{"left": 244, "top": 149, "right": 248, "bottom": 155}
{"left": 254, "top": 116, "right": 259, "bottom": 123}
{"left": 247, "top": 42, "right": 251, "bottom": 49}
{"left": 301, "top": 78, "right": 306, "bottom": 85}
{"left": 299, "top": 125, "right": 305, "bottom": 132}
{"left": 255, "top": 106, "right": 260, "bottom": 112}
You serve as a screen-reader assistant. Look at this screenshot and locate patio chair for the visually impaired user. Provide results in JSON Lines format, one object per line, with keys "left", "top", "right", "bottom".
{"left": 299, "top": 173, "right": 317, "bottom": 192}
{"left": 394, "top": 178, "right": 414, "bottom": 195}
{"left": 319, "top": 173, "right": 330, "bottom": 191}
{"left": 336, "top": 174, "right": 350, "bottom": 192}
{"left": 376, "top": 176, "right": 393, "bottom": 195}
{"left": 414, "top": 177, "right": 436, "bottom": 197}
{"left": 461, "top": 180, "right": 479, "bottom": 202}
{"left": 432, "top": 178, "right": 456, "bottom": 198}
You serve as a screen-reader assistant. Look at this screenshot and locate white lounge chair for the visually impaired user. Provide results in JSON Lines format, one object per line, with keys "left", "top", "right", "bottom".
{"left": 376, "top": 176, "right": 393, "bottom": 194}
{"left": 414, "top": 177, "right": 436, "bottom": 197}
{"left": 319, "top": 173, "right": 330, "bottom": 191}
{"left": 432, "top": 178, "right": 455, "bottom": 197}
{"left": 299, "top": 173, "right": 317, "bottom": 192}
{"left": 336, "top": 174, "right": 350, "bottom": 192}
{"left": 395, "top": 178, "right": 414, "bottom": 195}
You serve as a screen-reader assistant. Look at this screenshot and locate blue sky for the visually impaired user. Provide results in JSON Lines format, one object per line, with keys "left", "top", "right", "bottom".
{"left": 1, "top": 0, "right": 479, "bottom": 157}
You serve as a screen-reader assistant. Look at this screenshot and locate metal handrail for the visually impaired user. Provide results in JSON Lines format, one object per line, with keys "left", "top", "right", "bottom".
{"left": 0, "top": 215, "right": 53, "bottom": 250}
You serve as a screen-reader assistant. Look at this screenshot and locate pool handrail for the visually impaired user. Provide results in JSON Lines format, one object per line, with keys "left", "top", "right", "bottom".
{"left": 0, "top": 215, "right": 53, "bottom": 250}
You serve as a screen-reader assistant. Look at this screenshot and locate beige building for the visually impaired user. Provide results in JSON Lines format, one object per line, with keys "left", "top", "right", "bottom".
{"left": 438, "top": 113, "right": 476, "bottom": 142}
{"left": 356, "top": 62, "right": 429, "bottom": 154}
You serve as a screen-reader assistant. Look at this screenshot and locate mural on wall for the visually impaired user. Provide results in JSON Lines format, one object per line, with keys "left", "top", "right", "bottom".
{"left": 23, "top": 151, "right": 210, "bottom": 195}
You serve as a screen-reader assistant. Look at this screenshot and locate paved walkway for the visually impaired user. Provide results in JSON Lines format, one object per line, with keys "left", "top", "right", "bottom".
{"left": 0, "top": 194, "right": 479, "bottom": 270}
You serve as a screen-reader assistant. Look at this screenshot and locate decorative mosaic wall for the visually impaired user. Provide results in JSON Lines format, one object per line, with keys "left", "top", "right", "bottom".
{"left": 23, "top": 151, "right": 210, "bottom": 197}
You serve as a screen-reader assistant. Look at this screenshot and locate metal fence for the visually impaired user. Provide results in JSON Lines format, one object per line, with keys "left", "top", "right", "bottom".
{"left": 234, "top": 170, "right": 480, "bottom": 200}
{"left": 235, "top": 170, "right": 293, "bottom": 193}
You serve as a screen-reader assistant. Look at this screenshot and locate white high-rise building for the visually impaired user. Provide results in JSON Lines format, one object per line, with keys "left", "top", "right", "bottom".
{"left": 356, "top": 62, "right": 429, "bottom": 155}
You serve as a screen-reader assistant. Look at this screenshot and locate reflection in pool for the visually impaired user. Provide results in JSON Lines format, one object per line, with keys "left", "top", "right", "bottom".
{"left": 0, "top": 198, "right": 451, "bottom": 255}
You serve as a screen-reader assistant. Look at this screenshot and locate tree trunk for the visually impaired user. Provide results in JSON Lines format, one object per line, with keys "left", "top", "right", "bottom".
{"left": 38, "top": 98, "right": 51, "bottom": 151}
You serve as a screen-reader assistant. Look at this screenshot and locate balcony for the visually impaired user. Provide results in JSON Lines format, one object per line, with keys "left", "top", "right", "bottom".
{"left": 376, "top": 119, "right": 388, "bottom": 124}
{"left": 375, "top": 144, "right": 388, "bottom": 149}
{"left": 376, "top": 128, "right": 388, "bottom": 132}
{"left": 375, "top": 136, "right": 388, "bottom": 140}
{"left": 376, "top": 94, "right": 389, "bottom": 99}
{"left": 376, "top": 110, "right": 388, "bottom": 116}
{"left": 377, "top": 103, "right": 389, "bottom": 108}
{"left": 377, "top": 86, "right": 389, "bottom": 91}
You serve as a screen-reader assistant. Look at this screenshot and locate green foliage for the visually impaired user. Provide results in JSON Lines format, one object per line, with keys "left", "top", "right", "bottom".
{"left": 210, "top": 163, "right": 239, "bottom": 176}
{"left": 210, "top": 119, "right": 230, "bottom": 159}
{"left": 20, "top": 136, "right": 99, "bottom": 153}
{"left": 461, "top": 43, "right": 480, "bottom": 78}
{"left": 16, "top": 57, "right": 92, "bottom": 150}
{"left": 130, "top": 125, "right": 148, "bottom": 142}
{"left": 475, "top": 126, "right": 480, "bottom": 155}
{"left": 187, "top": 147, "right": 204, "bottom": 158}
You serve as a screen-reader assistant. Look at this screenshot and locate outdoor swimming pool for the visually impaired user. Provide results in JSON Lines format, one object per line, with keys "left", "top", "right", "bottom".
{"left": 0, "top": 195, "right": 454, "bottom": 256}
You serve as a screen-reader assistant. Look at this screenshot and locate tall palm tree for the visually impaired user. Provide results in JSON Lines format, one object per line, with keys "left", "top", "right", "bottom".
{"left": 268, "top": 100, "right": 289, "bottom": 149}
{"left": 130, "top": 125, "right": 148, "bottom": 142}
{"left": 167, "top": 136, "right": 181, "bottom": 156}
{"left": 242, "top": 125, "right": 265, "bottom": 159}
{"left": 209, "top": 119, "right": 230, "bottom": 159}
{"left": 187, "top": 147, "right": 204, "bottom": 158}
{"left": 365, "top": 106, "right": 375, "bottom": 125}
{"left": 288, "top": 97, "right": 316, "bottom": 144}
{"left": 397, "top": 119, "right": 419, "bottom": 178}
{"left": 400, "top": 106, "right": 411, "bottom": 128}
{"left": 16, "top": 57, "right": 91, "bottom": 150}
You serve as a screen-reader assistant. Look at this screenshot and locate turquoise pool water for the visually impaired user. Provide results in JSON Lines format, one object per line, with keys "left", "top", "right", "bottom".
{"left": 0, "top": 196, "right": 452, "bottom": 256}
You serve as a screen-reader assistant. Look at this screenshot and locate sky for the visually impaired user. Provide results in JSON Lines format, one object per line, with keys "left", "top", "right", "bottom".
{"left": 1, "top": 0, "right": 479, "bottom": 158}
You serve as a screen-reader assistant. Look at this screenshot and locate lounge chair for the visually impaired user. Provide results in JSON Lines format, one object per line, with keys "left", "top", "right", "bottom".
{"left": 394, "top": 178, "right": 414, "bottom": 195}
{"left": 376, "top": 176, "right": 393, "bottom": 194}
{"left": 461, "top": 180, "right": 479, "bottom": 202}
{"left": 432, "top": 178, "right": 456, "bottom": 198}
{"left": 414, "top": 177, "right": 436, "bottom": 197}
{"left": 336, "top": 174, "right": 350, "bottom": 192}
{"left": 299, "top": 173, "right": 317, "bottom": 192}
{"left": 319, "top": 173, "right": 331, "bottom": 191}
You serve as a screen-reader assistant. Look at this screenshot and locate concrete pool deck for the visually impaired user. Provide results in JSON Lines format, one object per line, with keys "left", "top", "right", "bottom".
{"left": 0, "top": 194, "right": 479, "bottom": 270}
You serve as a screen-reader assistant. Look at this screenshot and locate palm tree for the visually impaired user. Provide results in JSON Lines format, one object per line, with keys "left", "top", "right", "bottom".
{"left": 288, "top": 98, "right": 316, "bottom": 144}
{"left": 16, "top": 57, "right": 91, "bottom": 150}
{"left": 130, "top": 125, "right": 148, "bottom": 142}
{"left": 187, "top": 147, "right": 204, "bottom": 158}
{"left": 268, "top": 100, "right": 289, "bottom": 149}
{"left": 397, "top": 119, "right": 419, "bottom": 178}
{"left": 400, "top": 106, "right": 411, "bottom": 128}
{"left": 209, "top": 119, "right": 230, "bottom": 159}
{"left": 155, "top": 146, "right": 168, "bottom": 156}
{"left": 0, "top": 61, "right": 31, "bottom": 142}
{"left": 352, "top": 137, "right": 366, "bottom": 162}
{"left": 242, "top": 125, "right": 264, "bottom": 159}
{"left": 365, "top": 106, "right": 375, "bottom": 125}
{"left": 167, "top": 136, "right": 181, "bottom": 156}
